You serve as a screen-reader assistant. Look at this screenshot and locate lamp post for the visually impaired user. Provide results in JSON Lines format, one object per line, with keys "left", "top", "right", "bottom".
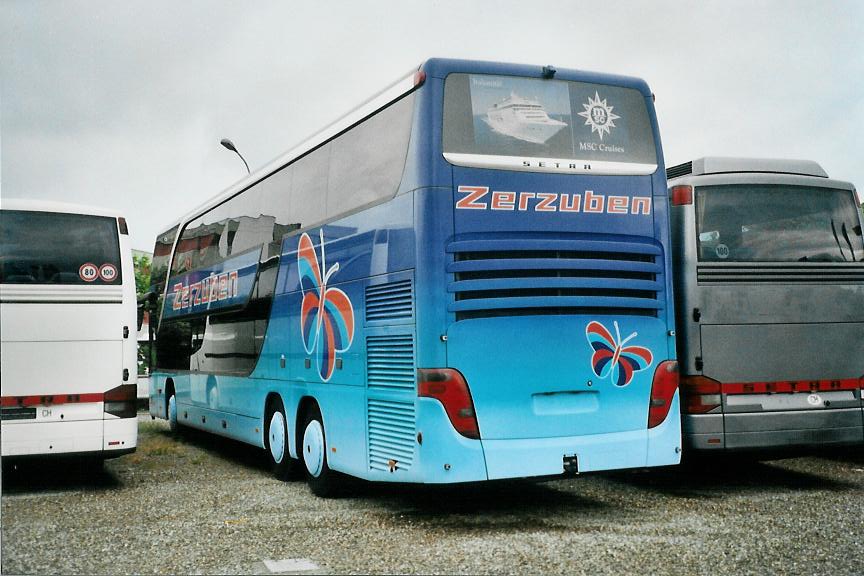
{"left": 220, "top": 138, "right": 250, "bottom": 175}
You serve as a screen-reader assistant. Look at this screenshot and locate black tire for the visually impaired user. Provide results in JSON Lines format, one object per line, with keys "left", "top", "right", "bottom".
{"left": 299, "top": 404, "right": 342, "bottom": 497}
{"left": 265, "top": 397, "right": 298, "bottom": 481}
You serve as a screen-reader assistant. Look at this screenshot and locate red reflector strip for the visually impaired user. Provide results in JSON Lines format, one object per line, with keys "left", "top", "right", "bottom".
{"left": 108, "top": 441, "right": 121, "bottom": 446}
{"left": 722, "top": 378, "right": 860, "bottom": 395}
{"left": 0, "top": 393, "right": 105, "bottom": 407}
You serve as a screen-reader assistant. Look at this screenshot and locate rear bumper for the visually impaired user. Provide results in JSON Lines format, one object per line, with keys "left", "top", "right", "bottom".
{"left": 410, "top": 394, "right": 681, "bottom": 483}
{"left": 683, "top": 408, "right": 864, "bottom": 452}
{"left": 1, "top": 417, "right": 137, "bottom": 458}
{"left": 482, "top": 392, "right": 681, "bottom": 479}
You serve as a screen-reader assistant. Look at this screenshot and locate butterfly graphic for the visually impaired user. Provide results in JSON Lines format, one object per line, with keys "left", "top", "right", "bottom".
{"left": 298, "top": 230, "right": 355, "bottom": 382}
{"left": 585, "top": 320, "right": 653, "bottom": 387}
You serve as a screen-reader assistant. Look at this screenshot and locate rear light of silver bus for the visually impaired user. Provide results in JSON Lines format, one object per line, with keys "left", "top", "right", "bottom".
{"left": 648, "top": 360, "right": 679, "bottom": 428}
{"left": 680, "top": 375, "right": 722, "bottom": 414}
{"left": 103, "top": 384, "right": 137, "bottom": 418}
{"left": 670, "top": 185, "right": 693, "bottom": 206}
{"left": 417, "top": 368, "right": 480, "bottom": 439}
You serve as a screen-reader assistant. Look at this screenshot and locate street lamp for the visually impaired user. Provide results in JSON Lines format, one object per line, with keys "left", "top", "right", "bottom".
{"left": 220, "top": 138, "right": 250, "bottom": 175}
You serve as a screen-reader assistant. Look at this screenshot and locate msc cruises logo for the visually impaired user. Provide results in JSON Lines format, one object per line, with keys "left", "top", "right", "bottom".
{"left": 578, "top": 92, "right": 620, "bottom": 140}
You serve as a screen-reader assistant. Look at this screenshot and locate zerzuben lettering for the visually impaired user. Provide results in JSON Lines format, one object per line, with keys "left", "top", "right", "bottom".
{"left": 456, "top": 185, "right": 651, "bottom": 215}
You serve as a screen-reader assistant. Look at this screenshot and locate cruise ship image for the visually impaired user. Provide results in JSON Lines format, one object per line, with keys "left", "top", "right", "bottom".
{"left": 484, "top": 92, "right": 568, "bottom": 144}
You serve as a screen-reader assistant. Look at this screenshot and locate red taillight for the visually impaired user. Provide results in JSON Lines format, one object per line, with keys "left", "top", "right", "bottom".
{"left": 418, "top": 368, "right": 479, "bottom": 439}
{"left": 648, "top": 360, "right": 679, "bottom": 428}
{"left": 680, "top": 375, "right": 721, "bottom": 414}
{"left": 104, "top": 384, "right": 137, "bottom": 418}
{"left": 670, "top": 185, "right": 693, "bottom": 206}
{"left": 414, "top": 70, "right": 427, "bottom": 87}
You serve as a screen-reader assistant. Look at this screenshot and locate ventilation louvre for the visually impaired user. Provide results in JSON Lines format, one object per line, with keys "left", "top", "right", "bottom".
{"left": 666, "top": 161, "right": 693, "bottom": 180}
{"left": 697, "top": 263, "right": 864, "bottom": 285}
{"left": 366, "top": 335, "right": 415, "bottom": 390}
{"left": 446, "top": 234, "right": 664, "bottom": 320}
{"left": 368, "top": 399, "right": 415, "bottom": 473}
{"left": 366, "top": 280, "right": 413, "bottom": 322}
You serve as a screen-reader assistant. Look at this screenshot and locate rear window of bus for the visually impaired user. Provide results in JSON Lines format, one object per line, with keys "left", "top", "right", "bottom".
{"left": 443, "top": 73, "right": 657, "bottom": 169}
{"left": 695, "top": 184, "right": 864, "bottom": 262}
{"left": 0, "top": 210, "right": 122, "bottom": 284}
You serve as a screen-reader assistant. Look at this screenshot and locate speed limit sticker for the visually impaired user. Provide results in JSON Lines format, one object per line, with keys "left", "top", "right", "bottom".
{"left": 99, "top": 263, "right": 118, "bottom": 282}
{"left": 79, "top": 263, "right": 99, "bottom": 282}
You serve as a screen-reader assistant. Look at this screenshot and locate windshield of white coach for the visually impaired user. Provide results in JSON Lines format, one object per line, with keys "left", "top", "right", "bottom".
{"left": 443, "top": 73, "right": 657, "bottom": 172}
{"left": 0, "top": 210, "right": 122, "bottom": 284}
{"left": 696, "top": 185, "right": 864, "bottom": 262}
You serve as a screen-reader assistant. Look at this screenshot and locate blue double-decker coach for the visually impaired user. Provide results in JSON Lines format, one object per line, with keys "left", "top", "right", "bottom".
{"left": 147, "top": 58, "right": 681, "bottom": 496}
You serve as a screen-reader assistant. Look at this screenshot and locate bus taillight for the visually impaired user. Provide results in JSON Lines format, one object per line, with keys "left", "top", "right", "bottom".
{"left": 104, "top": 384, "right": 137, "bottom": 419}
{"left": 418, "top": 368, "right": 480, "bottom": 439}
{"left": 670, "top": 185, "right": 693, "bottom": 206}
{"left": 648, "top": 361, "right": 679, "bottom": 428}
{"left": 680, "top": 375, "right": 722, "bottom": 414}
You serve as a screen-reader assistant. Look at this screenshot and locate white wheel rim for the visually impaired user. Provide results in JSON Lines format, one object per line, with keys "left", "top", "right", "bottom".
{"left": 302, "top": 420, "right": 325, "bottom": 477}
{"left": 269, "top": 412, "right": 286, "bottom": 464}
{"left": 168, "top": 395, "right": 177, "bottom": 425}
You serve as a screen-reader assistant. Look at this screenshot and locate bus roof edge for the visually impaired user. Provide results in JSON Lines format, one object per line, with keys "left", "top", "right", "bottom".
{"left": 668, "top": 157, "right": 829, "bottom": 180}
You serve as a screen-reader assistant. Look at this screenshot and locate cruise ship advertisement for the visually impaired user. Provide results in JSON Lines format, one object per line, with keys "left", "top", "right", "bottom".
{"left": 445, "top": 73, "right": 657, "bottom": 174}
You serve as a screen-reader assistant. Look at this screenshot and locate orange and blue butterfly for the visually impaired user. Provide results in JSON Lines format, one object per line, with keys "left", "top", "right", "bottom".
{"left": 298, "top": 230, "right": 355, "bottom": 382}
{"left": 586, "top": 320, "right": 653, "bottom": 387}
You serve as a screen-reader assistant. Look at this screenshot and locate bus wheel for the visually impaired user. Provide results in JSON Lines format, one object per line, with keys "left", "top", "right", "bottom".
{"left": 266, "top": 398, "right": 297, "bottom": 480}
{"left": 300, "top": 405, "right": 340, "bottom": 497}
{"left": 168, "top": 393, "right": 178, "bottom": 433}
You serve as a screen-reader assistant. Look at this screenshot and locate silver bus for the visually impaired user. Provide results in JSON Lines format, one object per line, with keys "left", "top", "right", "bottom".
{"left": 667, "top": 157, "right": 864, "bottom": 453}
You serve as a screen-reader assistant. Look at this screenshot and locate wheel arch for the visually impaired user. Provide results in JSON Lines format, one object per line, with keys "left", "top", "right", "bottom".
{"left": 263, "top": 392, "right": 286, "bottom": 450}
{"left": 164, "top": 377, "right": 175, "bottom": 417}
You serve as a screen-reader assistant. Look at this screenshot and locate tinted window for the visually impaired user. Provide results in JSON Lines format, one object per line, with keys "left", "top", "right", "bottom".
{"left": 695, "top": 185, "right": 864, "bottom": 262}
{"left": 291, "top": 145, "right": 329, "bottom": 229}
{"left": 148, "top": 225, "right": 178, "bottom": 336}
{"left": 156, "top": 91, "right": 415, "bottom": 374}
{"left": 444, "top": 73, "right": 656, "bottom": 169}
{"left": 159, "top": 194, "right": 286, "bottom": 374}
{"left": 0, "top": 210, "right": 122, "bottom": 285}
{"left": 328, "top": 94, "right": 414, "bottom": 215}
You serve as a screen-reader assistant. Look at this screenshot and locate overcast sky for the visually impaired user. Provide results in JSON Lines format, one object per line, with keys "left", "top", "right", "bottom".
{"left": 2, "top": 0, "right": 862, "bottom": 252}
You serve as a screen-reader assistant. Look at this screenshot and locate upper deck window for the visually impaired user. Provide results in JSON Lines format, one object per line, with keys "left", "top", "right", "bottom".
{"left": 443, "top": 73, "right": 657, "bottom": 175}
{"left": 0, "top": 210, "right": 122, "bottom": 285}
{"left": 695, "top": 184, "right": 864, "bottom": 262}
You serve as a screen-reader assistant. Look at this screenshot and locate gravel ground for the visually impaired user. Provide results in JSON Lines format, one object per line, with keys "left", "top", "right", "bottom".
{"left": 2, "top": 414, "right": 863, "bottom": 575}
